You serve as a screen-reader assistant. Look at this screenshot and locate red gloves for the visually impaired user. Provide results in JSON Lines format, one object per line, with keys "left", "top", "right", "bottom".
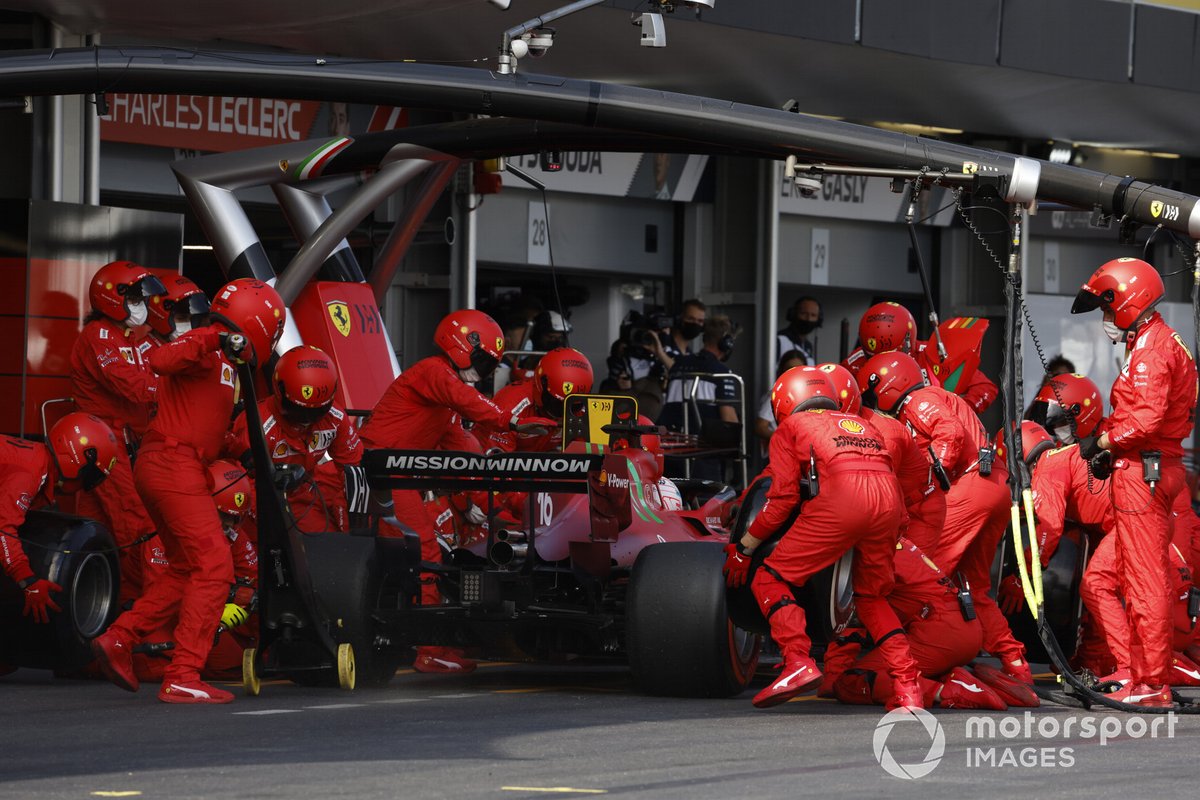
{"left": 22, "top": 578, "right": 63, "bottom": 624}
{"left": 997, "top": 574, "right": 1025, "bottom": 616}
{"left": 723, "top": 542, "right": 752, "bottom": 588}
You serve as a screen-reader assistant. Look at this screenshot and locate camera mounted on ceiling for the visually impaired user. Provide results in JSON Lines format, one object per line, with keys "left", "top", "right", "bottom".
{"left": 497, "top": 0, "right": 715, "bottom": 74}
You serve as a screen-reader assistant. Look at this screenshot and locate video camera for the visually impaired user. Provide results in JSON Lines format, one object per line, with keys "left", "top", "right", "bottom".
{"left": 621, "top": 308, "right": 673, "bottom": 358}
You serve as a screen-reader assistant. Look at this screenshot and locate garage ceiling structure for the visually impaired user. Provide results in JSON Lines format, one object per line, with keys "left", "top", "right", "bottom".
{"left": 7, "top": 0, "right": 1200, "bottom": 158}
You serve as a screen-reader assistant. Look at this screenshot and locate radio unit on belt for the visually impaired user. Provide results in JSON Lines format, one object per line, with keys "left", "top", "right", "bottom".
{"left": 955, "top": 571, "right": 977, "bottom": 621}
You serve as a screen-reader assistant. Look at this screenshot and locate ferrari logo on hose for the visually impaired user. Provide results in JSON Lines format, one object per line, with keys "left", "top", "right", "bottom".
{"left": 1151, "top": 201, "right": 1163, "bottom": 218}
{"left": 327, "top": 301, "right": 351, "bottom": 337}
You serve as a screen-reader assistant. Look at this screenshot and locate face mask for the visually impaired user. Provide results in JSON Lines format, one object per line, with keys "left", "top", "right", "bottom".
{"left": 1053, "top": 425, "right": 1074, "bottom": 444}
{"left": 126, "top": 301, "right": 148, "bottom": 327}
{"left": 458, "top": 367, "right": 481, "bottom": 384}
{"left": 1102, "top": 321, "right": 1124, "bottom": 343}
{"left": 680, "top": 322, "right": 704, "bottom": 340}
{"left": 791, "top": 319, "right": 818, "bottom": 336}
{"left": 170, "top": 319, "right": 192, "bottom": 341}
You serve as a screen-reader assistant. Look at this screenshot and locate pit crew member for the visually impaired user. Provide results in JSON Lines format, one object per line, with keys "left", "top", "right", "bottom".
{"left": 229, "top": 345, "right": 361, "bottom": 532}
{"left": 723, "top": 366, "right": 923, "bottom": 710}
{"left": 358, "top": 309, "right": 529, "bottom": 674}
{"left": 1070, "top": 256, "right": 1198, "bottom": 707}
{"left": 1, "top": 413, "right": 120, "bottom": 623}
{"left": 91, "top": 277, "right": 285, "bottom": 705}
{"left": 858, "top": 351, "right": 1030, "bottom": 685}
{"left": 69, "top": 260, "right": 166, "bottom": 603}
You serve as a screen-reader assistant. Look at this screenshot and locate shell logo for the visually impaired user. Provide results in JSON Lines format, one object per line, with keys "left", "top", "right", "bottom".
{"left": 1118, "top": 283, "right": 1127, "bottom": 292}
{"left": 1083, "top": 398, "right": 1091, "bottom": 406}
{"left": 79, "top": 436, "right": 90, "bottom": 446}
{"left": 879, "top": 366, "right": 889, "bottom": 376}
{"left": 460, "top": 325, "right": 469, "bottom": 333}
{"left": 104, "top": 282, "right": 113, "bottom": 290}
{"left": 598, "top": 470, "right": 608, "bottom": 486}
{"left": 838, "top": 418, "right": 865, "bottom": 434}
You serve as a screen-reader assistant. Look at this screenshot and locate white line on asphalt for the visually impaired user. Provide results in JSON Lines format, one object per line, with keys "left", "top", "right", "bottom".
{"left": 370, "top": 698, "right": 430, "bottom": 704}
{"left": 303, "top": 703, "right": 366, "bottom": 710}
{"left": 232, "top": 709, "right": 304, "bottom": 715}
{"left": 429, "top": 693, "right": 477, "bottom": 699}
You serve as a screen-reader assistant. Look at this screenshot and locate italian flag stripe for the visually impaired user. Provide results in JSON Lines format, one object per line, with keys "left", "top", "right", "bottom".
{"left": 293, "top": 137, "right": 352, "bottom": 180}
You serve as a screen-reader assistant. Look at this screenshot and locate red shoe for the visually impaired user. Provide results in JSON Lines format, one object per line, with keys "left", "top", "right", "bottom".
{"left": 1000, "top": 656, "right": 1033, "bottom": 685}
{"left": 886, "top": 679, "right": 926, "bottom": 712}
{"left": 752, "top": 657, "right": 822, "bottom": 708}
{"left": 938, "top": 667, "right": 1006, "bottom": 710}
{"left": 971, "top": 663, "right": 1040, "bottom": 707}
{"left": 1096, "top": 667, "right": 1132, "bottom": 692}
{"left": 413, "top": 646, "right": 477, "bottom": 675}
{"left": 91, "top": 630, "right": 139, "bottom": 693}
{"left": 1169, "top": 653, "right": 1200, "bottom": 686}
{"left": 158, "top": 679, "right": 234, "bottom": 704}
{"left": 1109, "top": 682, "right": 1172, "bottom": 708}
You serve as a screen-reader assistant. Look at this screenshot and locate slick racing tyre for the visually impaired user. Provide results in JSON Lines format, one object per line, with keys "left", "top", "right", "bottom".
{"left": 0, "top": 510, "right": 120, "bottom": 670}
{"left": 627, "top": 542, "right": 760, "bottom": 697}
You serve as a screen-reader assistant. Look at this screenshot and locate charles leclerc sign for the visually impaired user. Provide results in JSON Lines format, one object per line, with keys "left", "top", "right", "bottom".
{"left": 101, "top": 93, "right": 324, "bottom": 152}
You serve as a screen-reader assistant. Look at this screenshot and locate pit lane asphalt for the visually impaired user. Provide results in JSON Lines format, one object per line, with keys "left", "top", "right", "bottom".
{"left": 2, "top": 662, "right": 1198, "bottom": 799}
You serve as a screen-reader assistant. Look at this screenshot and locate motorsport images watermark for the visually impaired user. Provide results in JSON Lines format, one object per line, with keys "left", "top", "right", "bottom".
{"left": 872, "top": 708, "right": 1179, "bottom": 779}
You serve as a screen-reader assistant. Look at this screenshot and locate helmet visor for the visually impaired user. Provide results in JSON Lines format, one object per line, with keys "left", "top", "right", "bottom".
{"left": 281, "top": 397, "right": 332, "bottom": 427}
{"left": 469, "top": 347, "right": 500, "bottom": 380}
{"left": 125, "top": 274, "right": 168, "bottom": 303}
{"left": 77, "top": 448, "right": 107, "bottom": 491}
{"left": 1070, "top": 288, "right": 1108, "bottom": 315}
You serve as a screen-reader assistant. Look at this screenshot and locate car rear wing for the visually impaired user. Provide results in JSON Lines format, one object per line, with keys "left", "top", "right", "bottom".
{"left": 362, "top": 449, "right": 604, "bottom": 494}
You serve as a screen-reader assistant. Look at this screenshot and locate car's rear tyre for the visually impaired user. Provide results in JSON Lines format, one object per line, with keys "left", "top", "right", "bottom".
{"left": 0, "top": 511, "right": 120, "bottom": 670}
{"left": 304, "top": 533, "right": 404, "bottom": 688}
{"left": 627, "top": 542, "right": 760, "bottom": 697}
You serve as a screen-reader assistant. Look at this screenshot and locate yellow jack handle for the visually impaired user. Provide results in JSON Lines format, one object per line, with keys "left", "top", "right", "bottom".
{"left": 1010, "top": 502, "right": 1039, "bottom": 620}
{"left": 1022, "top": 487, "right": 1044, "bottom": 608}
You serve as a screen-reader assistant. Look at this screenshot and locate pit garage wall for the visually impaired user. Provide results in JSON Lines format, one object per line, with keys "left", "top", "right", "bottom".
{"left": 0, "top": 200, "right": 182, "bottom": 438}
{"left": 474, "top": 188, "right": 676, "bottom": 377}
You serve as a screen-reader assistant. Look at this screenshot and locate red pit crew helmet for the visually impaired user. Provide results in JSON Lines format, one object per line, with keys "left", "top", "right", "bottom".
{"left": 857, "top": 352, "right": 926, "bottom": 414}
{"left": 770, "top": 366, "right": 840, "bottom": 422}
{"left": 274, "top": 345, "right": 338, "bottom": 427}
{"left": 210, "top": 278, "right": 286, "bottom": 368}
{"left": 535, "top": 347, "right": 594, "bottom": 418}
{"left": 434, "top": 309, "right": 505, "bottom": 379}
{"left": 997, "top": 420, "right": 1056, "bottom": 468}
{"left": 818, "top": 362, "right": 862, "bottom": 415}
{"left": 48, "top": 412, "right": 121, "bottom": 492}
{"left": 208, "top": 459, "right": 252, "bottom": 521}
{"left": 89, "top": 261, "right": 167, "bottom": 323}
{"left": 859, "top": 301, "right": 916, "bottom": 356}
{"left": 1035, "top": 373, "right": 1103, "bottom": 441}
{"left": 1071, "top": 257, "right": 1164, "bottom": 330}
{"left": 147, "top": 272, "right": 210, "bottom": 340}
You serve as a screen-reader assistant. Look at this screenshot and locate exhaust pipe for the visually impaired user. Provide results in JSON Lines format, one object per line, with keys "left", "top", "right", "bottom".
{"left": 490, "top": 540, "right": 528, "bottom": 566}
{"left": 496, "top": 529, "right": 526, "bottom": 543}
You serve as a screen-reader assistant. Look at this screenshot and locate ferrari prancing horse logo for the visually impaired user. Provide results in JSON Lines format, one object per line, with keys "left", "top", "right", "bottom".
{"left": 301, "top": 385, "right": 314, "bottom": 400}
{"left": 328, "top": 301, "right": 351, "bottom": 337}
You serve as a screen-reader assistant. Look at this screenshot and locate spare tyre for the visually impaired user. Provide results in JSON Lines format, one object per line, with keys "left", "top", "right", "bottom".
{"left": 0, "top": 510, "right": 120, "bottom": 670}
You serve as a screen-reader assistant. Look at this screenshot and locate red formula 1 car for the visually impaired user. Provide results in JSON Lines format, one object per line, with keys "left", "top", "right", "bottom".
{"left": 246, "top": 395, "right": 760, "bottom": 697}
